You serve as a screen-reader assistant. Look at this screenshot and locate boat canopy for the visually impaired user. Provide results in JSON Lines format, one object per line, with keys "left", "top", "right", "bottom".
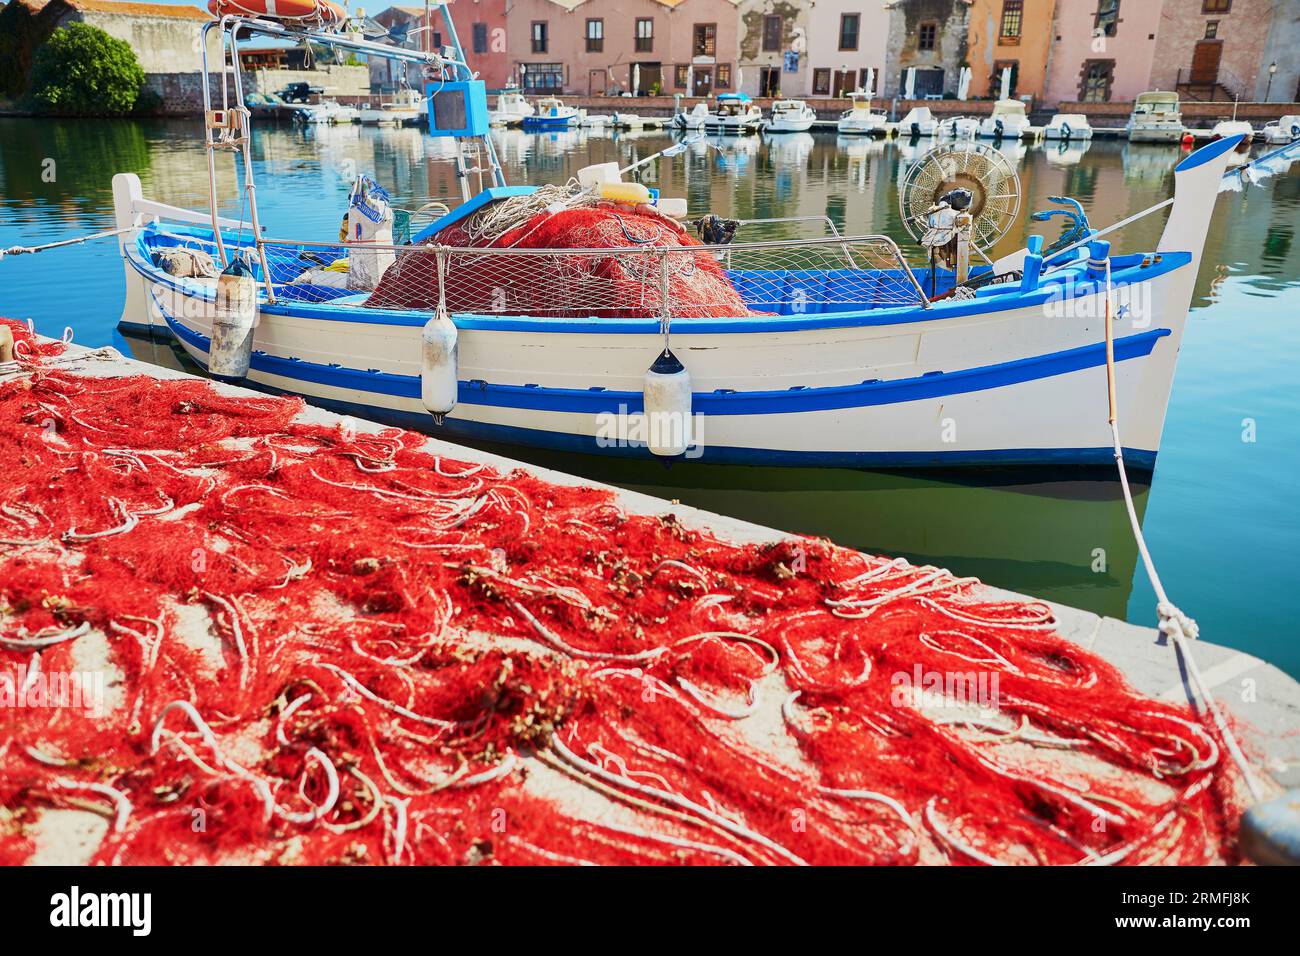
{"left": 991, "top": 99, "right": 1027, "bottom": 117}
{"left": 717, "top": 92, "right": 752, "bottom": 103}
{"left": 1134, "top": 91, "right": 1180, "bottom": 111}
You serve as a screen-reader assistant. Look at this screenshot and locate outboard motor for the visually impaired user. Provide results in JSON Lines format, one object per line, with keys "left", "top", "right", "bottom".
{"left": 910, "top": 121, "right": 920, "bottom": 137}
{"left": 1060, "top": 120, "right": 1072, "bottom": 141}
{"left": 209, "top": 256, "right": 257, "bottom": 379}
{"left": 643, "top": 349, "right": 692, "bottom": 457}
{"left": 994, "top": 118, "right": 1005, "bottom": 139}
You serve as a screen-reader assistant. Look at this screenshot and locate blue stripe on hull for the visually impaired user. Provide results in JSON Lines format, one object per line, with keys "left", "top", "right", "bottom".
{"left": 237, "top": 382, "right": 1161, "bottom": 471}
{"left": 144, "top": 315, "right": 1158, "bottom": 470}
{"left": 154, "top": 302, "right": 1170, "bottom": 417}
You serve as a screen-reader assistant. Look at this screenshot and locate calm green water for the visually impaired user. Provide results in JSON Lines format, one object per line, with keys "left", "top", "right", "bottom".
{"left": 2, "top": 118, "right": 1297, "bottom": 677}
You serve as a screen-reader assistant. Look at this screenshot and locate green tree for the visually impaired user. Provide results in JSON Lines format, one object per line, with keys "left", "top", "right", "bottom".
{"left": 28, "top": 23, "right": 146, "bottom": 117}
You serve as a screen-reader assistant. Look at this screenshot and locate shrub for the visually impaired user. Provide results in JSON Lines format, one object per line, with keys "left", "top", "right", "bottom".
{"left": 28, "top": 23, "right": 145, "bottom": 116}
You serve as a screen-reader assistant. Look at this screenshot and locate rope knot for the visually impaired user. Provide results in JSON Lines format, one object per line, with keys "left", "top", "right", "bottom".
{"left": 1156, "top": 601, "right": 1199, "bottom": 641}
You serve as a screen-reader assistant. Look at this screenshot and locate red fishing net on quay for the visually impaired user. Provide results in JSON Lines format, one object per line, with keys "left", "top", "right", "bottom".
{"left": 0, "top": 317, "right": 1249, "bottom": 865}
{"left": 366, "top": 206, "right": 756, "bottom": 319}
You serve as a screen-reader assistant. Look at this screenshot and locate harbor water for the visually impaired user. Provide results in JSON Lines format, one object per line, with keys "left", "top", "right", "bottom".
{"left": 2, "top": 116, "right": 1297, "bottom": 677}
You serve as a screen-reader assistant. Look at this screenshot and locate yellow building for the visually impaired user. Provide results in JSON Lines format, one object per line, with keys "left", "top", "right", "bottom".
{"left": 965, "top": 0, "right": 1057, "bottom": 101}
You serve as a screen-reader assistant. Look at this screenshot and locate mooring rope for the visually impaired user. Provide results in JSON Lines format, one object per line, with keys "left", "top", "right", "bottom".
{"left": 1102, "top": 257, "right": 1265, "bottom": 803}
{"left": 0, "top": 226, "right": 136, "bottom": 260}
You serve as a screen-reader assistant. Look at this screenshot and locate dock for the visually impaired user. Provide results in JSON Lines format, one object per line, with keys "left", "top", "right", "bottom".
{"left": 3, "top": 335, "right": 1298, "bottom": 866}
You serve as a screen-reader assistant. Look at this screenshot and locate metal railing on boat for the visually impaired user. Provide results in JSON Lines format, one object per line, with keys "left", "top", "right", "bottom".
{"left": 240, "top": 232, "right": 933, "bottom": 317}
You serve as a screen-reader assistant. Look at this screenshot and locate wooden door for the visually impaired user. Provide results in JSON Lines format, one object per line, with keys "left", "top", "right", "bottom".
{"left": 1190, "top": 40, "right": 1221, "bottom": 86}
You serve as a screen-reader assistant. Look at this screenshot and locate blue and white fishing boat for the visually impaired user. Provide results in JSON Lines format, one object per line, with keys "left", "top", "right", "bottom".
{"left": 520, "top": 96, "right": 580, "bottom": 130}
{"left": 110, "top": 9, "right": 1286, "bottom": 471}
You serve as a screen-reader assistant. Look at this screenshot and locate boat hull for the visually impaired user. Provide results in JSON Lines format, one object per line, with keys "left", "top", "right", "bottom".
{"left": 122, "top": 246, "right": 1192, "bottom": 471}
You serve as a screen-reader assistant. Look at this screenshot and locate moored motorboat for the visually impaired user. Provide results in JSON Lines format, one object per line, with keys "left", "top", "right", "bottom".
{"left": 671, "top": 103, "right": 708, "bottom": 131}
{"left": 705, "top": 93, "right": 762, "bottom": 134}
{"left": 359, "top": 88, "right": 423, "bottom": 126}
{"left": 1127, "top": 91, "right": 1183, "bottom": 143}
{"left": 939, "top": 115, "right": 979, "bottom": 139}
{"left": 521, "top": 96, "right": 581, "bottom": 130}
{"left": 837, "top": 91, "right": 888, "bottom": 137}
{"left": 898, "top": 106, "right": 938, "bottom": 137}
{"left": 1042, "top": 113, "right": 1093, "bottom": 141}
{"left": 978, "top": 99, "right": 1031, "bottom": 140}
{"left": 489, "top": 87, "right": 534, "bottom": 127}
{"left": 1262, "top": 115, "right": 1300, "bottom": 145}
{"left": 764, "top": 100, "right": 817, "bottom": 133}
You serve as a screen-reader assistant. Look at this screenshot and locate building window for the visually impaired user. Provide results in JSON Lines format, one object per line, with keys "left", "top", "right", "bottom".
{"left": 717, "top": 64, "right": 732, "bottom": 88}
{"left": 1079, "top": 58, "right": 1114, "bottom": 101}
{"left": 839, "top": 13, "right": 860, "bottom": 51}
{"left": 471, "top": 23, "right": 488, "bottom": 54}
{"left": 586, "top": 18, "right": 603, "bottom": 53}
{"left": 918, "top": 22, "right": 937, "bottom": 51}
{"left": 531, "top": 21, "right": 548, "bottom": 54}
{"left": 1204, "top": 20, "right": 1219, "bottom": 38}
{"left": 762, "top": 14, "right": 783, "bottom": 52}
{"left": 675, "top": 64, "right": 689, "bottom": 88}
{"left": 812, "top": 68, "right": 831, "bottom": 95}
{"left": 1000, "top": 1, "right": 1023, "bottom": 41}
{"left": 1095, "top": 0, "right": 1120, "bottom": 37}
{"left": 1202, "top": 0, "right": 1231, "bottom": 12}
{"left": 636, "top": 18, "right": 654, "bottom": 53}
{"left": 694, "top": 23, "right": 717, "bottom": 57}
{"left": 522, "top": 62, "right": 562, "bottom": 92}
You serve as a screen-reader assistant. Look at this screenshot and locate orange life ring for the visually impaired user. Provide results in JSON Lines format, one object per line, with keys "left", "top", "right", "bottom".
{"left": 207, "top": 0, "right": 347, "bottom": 26}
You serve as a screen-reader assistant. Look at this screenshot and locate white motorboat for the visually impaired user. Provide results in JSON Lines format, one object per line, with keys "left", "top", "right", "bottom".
{"left": 939, "top": 115, "right": 980, "bottom": 139}
{"left": 837, "top": 91, "right": 888, "bottom": 136}
{"left": 1262, "top": 115, "right": 1300, "bottom": 145}
{"left": 1042, "top": 113, "right": 1093, "bottom": 141}
{"left": 359, "top": 88, "right": 424, "bottom": 126}
{"left": 1210, "top": 119, "right": 1255, "bottom": 142}
{"left": 292, "top": 100, "right": 359, "bottom": 125}
{"left": 705, "top": 93, "right": 762, "bottom": 134}
{"left": 1127, "top": 91, "right": 1183, "bottom": 143}
{"left": 979, "top": 99, "right": 1032, "bottom": 140}
{"left": 671, "top": 103, "right": 708, "bottom": 131}
{"left": 521, "top": 97, "right": 581, "bottom": 130}
{"left": 489, "top": 87, "right": 534, "bottom": 127}
{"left": 765, "top": 100, "right": 817, "bottom": 133}
{"left": 898, "top": 106, "right": 939, "bottom": 137}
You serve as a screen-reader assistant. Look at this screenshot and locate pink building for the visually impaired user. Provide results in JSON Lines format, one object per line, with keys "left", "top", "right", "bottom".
{"left": 372, "top": 2, "right": 511, "bottom": 92}
{"left": 1041, "top": 0, "right": 1163, "bottom": 107}
{"left": 1148, "top": 0, "right": 1275, "bottom": 102}
{"left": 505, "top": 0, "right": 741, "bottom": 96}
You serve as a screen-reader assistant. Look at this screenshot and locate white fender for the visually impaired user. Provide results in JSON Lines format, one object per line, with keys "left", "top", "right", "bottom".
{"left": 421, "top": 310, "right": 459, "bottom": 417}
{"left": 209, "top": 258, "right": 257, "bottom": 379}
{"left": 643, "top": 349, "right": 692, "bottom": 457}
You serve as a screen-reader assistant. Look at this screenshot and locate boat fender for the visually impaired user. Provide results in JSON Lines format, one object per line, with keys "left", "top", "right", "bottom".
{"left": 643, "top": 349, "right": 693, "bottom": 457}
{"left": 598, "top": 181, "right": 653, "bottom": 207}
{"left": 209, "top": 256, "right": 257, "bottom": 380}
{"left": 421, "top": 309, "right": 459, "bottom": 420}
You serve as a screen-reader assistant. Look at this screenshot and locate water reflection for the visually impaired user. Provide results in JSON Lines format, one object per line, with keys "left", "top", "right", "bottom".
{"left": 3, "top": 117, "right": 1297, "bottom": 671}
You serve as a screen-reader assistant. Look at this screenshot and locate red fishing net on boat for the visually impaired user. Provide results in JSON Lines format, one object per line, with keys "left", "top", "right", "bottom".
{"left": 366, "top": 205, "right": 756, "bottom": 318}
{"left": 0, "top": 319, "right": 1250, "bottom": 865}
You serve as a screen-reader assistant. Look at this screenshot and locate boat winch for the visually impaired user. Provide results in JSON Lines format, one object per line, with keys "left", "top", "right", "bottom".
{"left": 643, "top": 349, "right": 693, "bottom": 458}
{"left": 208, "top": 256, "right": 257, "bottom": 380}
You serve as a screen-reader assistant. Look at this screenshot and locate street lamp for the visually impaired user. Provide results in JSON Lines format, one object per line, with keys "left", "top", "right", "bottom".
{"left": 1266, "top": 61, "right": 1277, "bottom": 101}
